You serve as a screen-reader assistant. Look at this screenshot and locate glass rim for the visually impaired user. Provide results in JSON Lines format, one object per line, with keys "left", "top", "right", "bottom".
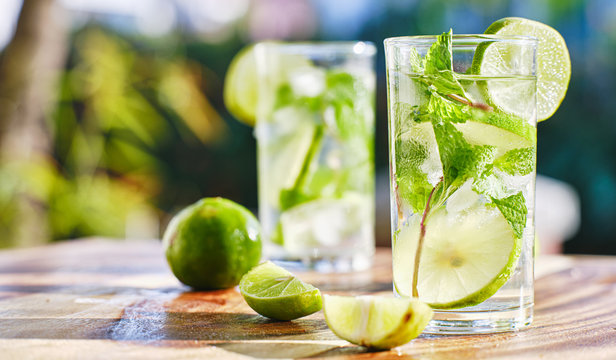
{"left": 384, "top": 34, "right": 538, "bottom": 47}
{"left": 255, "top": 41, "right": 377, "bottom": 57}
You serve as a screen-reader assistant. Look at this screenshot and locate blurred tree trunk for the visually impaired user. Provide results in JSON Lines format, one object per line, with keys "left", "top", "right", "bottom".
{"left": 0, "top": 0, "right": 67, "bottom": 246}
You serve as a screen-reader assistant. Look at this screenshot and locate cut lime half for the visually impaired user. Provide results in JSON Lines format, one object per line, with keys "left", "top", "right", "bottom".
{"left": 239, "top": 261, "right": 322, "bottom": 321}
{"left": 323, "top": 295, "right": 432, "bottom": 350}
{"left": 393, "top": 199, "right": 521, "bottom": 309}
{"left": 472, "top": 17, "right": 571, "bottom": 121}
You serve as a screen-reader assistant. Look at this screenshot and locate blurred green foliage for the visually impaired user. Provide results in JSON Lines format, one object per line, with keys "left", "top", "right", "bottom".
{"left": 0, "top": 27, "right": 242, "bottom": 246}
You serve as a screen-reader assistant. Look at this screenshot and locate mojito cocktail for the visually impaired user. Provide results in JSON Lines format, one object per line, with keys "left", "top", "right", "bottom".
{"left": 254, "top": 42, "right": 376, "bottom": 272}
{"left": 385, "top": 31, "right": 538, "bottom": 333}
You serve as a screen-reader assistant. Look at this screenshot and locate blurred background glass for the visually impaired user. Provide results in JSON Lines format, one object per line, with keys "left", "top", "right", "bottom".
{"left": 0, "top": 0, "right": 611, "bottom": 254}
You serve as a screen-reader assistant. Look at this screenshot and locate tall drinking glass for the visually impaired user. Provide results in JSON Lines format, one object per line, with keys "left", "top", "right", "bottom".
{"left": 384, "top": 34, "right": 537, "bottom": 333}
{"left": 254, "top": 42, "right": 376, "bottom": 272}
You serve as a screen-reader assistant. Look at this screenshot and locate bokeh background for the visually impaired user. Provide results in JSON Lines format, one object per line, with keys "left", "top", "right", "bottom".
{"left": 0, "top": 0, "right": 613, "bottom": 254}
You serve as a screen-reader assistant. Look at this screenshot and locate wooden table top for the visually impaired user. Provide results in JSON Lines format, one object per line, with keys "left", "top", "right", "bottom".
{"left": 0, "top": 239, "right": 615, "bottom": 359}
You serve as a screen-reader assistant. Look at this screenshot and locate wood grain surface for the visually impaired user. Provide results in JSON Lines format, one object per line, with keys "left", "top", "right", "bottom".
{"left": 0, "top": 239, "right": 615, "bottom": 359}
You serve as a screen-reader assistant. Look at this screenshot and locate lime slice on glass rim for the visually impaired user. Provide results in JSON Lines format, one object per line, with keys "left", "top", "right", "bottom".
{"left": 239, "top": 261, "right": 322, "bottom": 321}
{"left": 223, "top": 43, "right": 312, "bottom": 126}
{"left": 393, "top": 199, "right": 521, "bottom": 309}
{"left": 323, "top": 295, "right": 433, "bottom": 350}
{"left": 471, "top": 17, "right": 571, "bottom": 121}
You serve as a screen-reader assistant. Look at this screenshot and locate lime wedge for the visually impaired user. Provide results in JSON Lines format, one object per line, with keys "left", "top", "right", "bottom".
{"left": 323, "top": 295, "right": 432, "bottom": 350}
{"left": 239, "top": 261, "right": 322, "bottom": 320}
{"left": 223, "top": 44, "right": 312, "bottom": 126}
{"left": 473, "top": 17, "right": 571, "bottom": 121}
{"left": 393, "top": 198, "right": 521, "bottom": 309}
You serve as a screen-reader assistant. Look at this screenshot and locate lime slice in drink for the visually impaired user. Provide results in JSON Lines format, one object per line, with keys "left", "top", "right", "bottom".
{"left": 393, "top": 199, "right": 521, "bottom": 309}
{"left": 472, "top": 17, "right": 571, "bottom": 121}
{"left": 323, "top": 295, "right": 432, "bottom": 350}
{"left": 256, "top": 108, "right": 316, "bottom": 209}
{"left": 400, "top": 115, "right": 534, "bottom": 162}
{"left": 239, "top": 261, "right": 322, "bottom": 320}
{"left": 455, "top": 110, "right": 536, "bottom": 157}
{"left": 223, "top": 44, "right": 312, "bottom": 126}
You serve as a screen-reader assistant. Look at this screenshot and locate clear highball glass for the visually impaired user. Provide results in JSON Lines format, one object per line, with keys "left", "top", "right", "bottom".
{"left": 384, "top": 34, "right": 538, "bottom": 334}
{"left": 254, "top": 42, "right": 376, "bottom": 272}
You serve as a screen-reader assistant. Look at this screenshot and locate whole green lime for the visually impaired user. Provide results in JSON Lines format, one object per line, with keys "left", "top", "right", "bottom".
{"left": 163, "top": 197, "right": 262, "bottom": 290}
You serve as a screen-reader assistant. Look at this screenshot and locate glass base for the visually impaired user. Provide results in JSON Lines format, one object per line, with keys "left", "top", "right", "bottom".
{"left": 424, "top": 303, "right": 533, "bottom": 335}
{"left": 268, "top": 253, "right": 373, "bottom": 273}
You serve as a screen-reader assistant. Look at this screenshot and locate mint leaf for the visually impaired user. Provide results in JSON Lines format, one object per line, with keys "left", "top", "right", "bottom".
{"left": 395, "top": 137, "right": 434, "bottom": 213}
{"left": 273, "top": 84, "right": 295, "bottom": 109}
{"left": 332, "top": 103, "right": 356, "bottom": 139}
{"left": 395, "top": 102, "right": 433, "bottom": 131}
{"left": 324, "top": 71, "right": 372, "bottom": 143}
{"left": 409, "top": 47, "right": 424, "bottom": 73}
{"left": 431, "top": 119, "right": 496, "bottom": 189}
{"left": 279, "top": 188, "right": 317, "bottom": 211}
{"left": 395, "top": 102, "right": 419, "bottom": 122}
{"left": 427, "top": 92, "right": 471, "bottom": 124}
{"left": 491, "top": 192, "right": 527, "bottom": 239}
{"left": 425, "top": 29, "right": 454, "bottom": 74}
{"left": 495, "top": 147, "right": 536, "bottom": 176}
{"left": 325, "top": 71, "right": 355, "bottom": 105}
{"left": 423, "top": 29, "right": 468, "bottom": 99}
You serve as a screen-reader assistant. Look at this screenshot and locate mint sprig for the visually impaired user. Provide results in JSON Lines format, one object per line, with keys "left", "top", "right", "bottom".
{"left": 397, "top": 29, "right": 531, "bottom": 236}
{"left": 276, "top": 69, "right": 373, "bottom": 233}
{"left": 431, "top": 120, "right": 497, "bottom": 191}
{"left": 395, "top": 30, "right": 534, "bottom": 297}
{"left": 424, "top": 29, "right": 469, "bottom": 100}
{"left": 394, "top": 136, "right": 435, "bottom": 214}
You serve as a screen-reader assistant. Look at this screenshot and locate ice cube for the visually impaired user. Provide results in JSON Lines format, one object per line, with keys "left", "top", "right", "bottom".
{"left": 446, "top": 180, "right": 480, "bottom": 214}
{"left": 279, "top": 194, "right": 371, "bottom": 256}
{"left": 402, "top": 122, "right": 443, "bottom": 186}
{"left": 289, "top": 67, "right": 325, "bottom": 97}
{"left": 255, "top": 105, "right": 313, "bottom": 144}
